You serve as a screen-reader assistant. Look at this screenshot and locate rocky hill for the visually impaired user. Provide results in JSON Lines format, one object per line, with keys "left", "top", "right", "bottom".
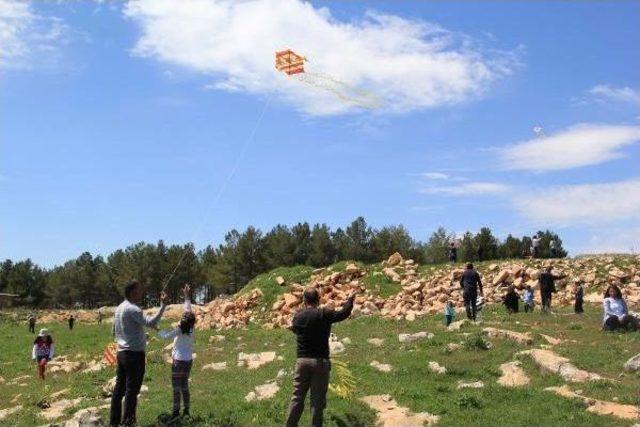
{"left": 191, "top": 254, "right": 640, "bottom": 330}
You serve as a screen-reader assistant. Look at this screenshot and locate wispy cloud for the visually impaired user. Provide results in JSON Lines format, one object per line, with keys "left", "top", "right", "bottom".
{"left": 0, "top": 0, "right": 72, "bottom": 70}
{"left": 500, "top": 123, "right": 640, "bottom": 171}
{"left": 124, "top": 0, "right": 518, "bottom": 116}
{"left": 512, "top": 178, "right": 640, "bottom": 226}
{"left": 581, "top": 226, "right": 640, "bottom": 255}
{"left": 420, "top": 172, "right": 450, "bottom": 180}
{"left": 584, "top": 84, "right": 640, "bottom": 106}
{"left": 420, "top": 181, "right": 509, "bottom": 196}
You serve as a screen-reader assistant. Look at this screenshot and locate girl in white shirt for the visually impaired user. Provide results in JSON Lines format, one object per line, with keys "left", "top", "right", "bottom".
{"left": 158, "top": 285, "right": 196, "bottom": 418}
{"left": 32, "top": 328, "right": 54, "bottom": 380}
{"left": 603, "top": 284, "right": 638, "bottom": 331}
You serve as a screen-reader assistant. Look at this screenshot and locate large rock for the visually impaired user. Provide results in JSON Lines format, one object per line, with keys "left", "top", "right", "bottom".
{"left": 383, "top": 268, "right": 401, "bottom": 283}
{"left": 360, "top": 395, "right": 439, "bottom": 427}
{"left": 545, "top": 385, "right": 640, "bottom": 420}
{"left": 497, "top": 361, "right": 530, "bottom": 387}
{"left": 624, "top": 353, "right": 640, "bottom": 371}
{"left": 386, "top": 252, "right": 403, "bottom": 267}
{"left": 518, "top": 349, "right": 603, "bottom": 382}
{"left": 283, "top": 293, "right": 299, "bottom": 308}
{"left": 398, "top": 331, "right": 433, "bottom": 343}
{"left": 483, "top": 327, "right": 533, "bottom": 345}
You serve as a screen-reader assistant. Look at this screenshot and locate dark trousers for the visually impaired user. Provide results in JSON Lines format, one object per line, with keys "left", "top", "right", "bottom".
{"left": 574, "top": 298, "right": 584, "bottom": 314}
{"left": 172, "top": 360, "right": 192, "bottom": 413}
{"left": 29, "top": 323, "right": 35, "bottom": 333}
{"left": 445, "top": 314, "right": 453, "bottom": 326}
{"left": 463, "top": 290, "right": 477, "bottom": 321}
{"left": 541, "top": 292, "right": 552, "bottom": 314}
{"left": 110, "top": 351, "right": 145, "bottom": 427}
{"left": 604, "top": 315, "right": 640, "bottom": 332}
{"left": 524, "top": 303, "right": 533, "bottom": 313}
{"left": 286, "top": 358, "right": 331, "bottom": 427}
{"left": 69, "top": 321, "right": 74, "bottom": 330}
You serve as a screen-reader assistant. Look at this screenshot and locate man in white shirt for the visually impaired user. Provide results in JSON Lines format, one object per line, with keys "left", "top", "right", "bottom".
{"left": 110, "top": 280, "right": 168, "bottom": 427}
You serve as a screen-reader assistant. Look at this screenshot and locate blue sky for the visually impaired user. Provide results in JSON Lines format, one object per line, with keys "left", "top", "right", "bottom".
{"left": 1, "top": 0, "right": 639, "bottom": 267}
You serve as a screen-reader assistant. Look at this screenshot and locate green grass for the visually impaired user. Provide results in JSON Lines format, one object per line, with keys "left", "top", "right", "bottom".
{"left": 1, "top": 303, "right": 639, "bottom": 426}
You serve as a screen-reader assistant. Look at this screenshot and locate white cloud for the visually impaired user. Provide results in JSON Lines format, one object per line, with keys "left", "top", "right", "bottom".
{"left": 501, "top": 123, "right": 640, "bottom": 171}
{"left": 123, "top": 0, "right": 517, "bottom": 115}
{"left": 420, "top": 172, "right": 450, "bottom": 180}
{"left": 580, "top": 227, "right": 640, "bottom": 255}
{"left": 420, "top": 181, "right": 509, "bottom": 196}
{"left": 513, "top": 178, "right": 640, "bottom": 226}
{"left": 0, "top": 0, "right": 71, "bottom": 70}
{"left": 587, "top": 84, "right": 640, "bottom": 106}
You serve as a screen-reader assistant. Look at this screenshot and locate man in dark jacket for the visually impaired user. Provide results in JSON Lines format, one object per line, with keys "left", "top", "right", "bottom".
{"left": 539, "top": 267, "right": 560, "bottom": 314}
{"left": 285, "top": 287, "right": 356, "bottom": 427}
{"left": 460, "top": 263, "right": 483, "bottom": 321}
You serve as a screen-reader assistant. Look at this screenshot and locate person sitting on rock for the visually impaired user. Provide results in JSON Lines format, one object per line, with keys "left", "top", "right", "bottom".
{"left": 285, "top": 287, "right": 357, "bottom": 427}
{"left": 460, "top": 263, "right": 483, "bottom": 321}
{"left": 603, "top": 284, "right": 639, "bottom": 331}
{"left": 502, "top": 285, "right": 519, "bottom": 313}
{"left": 574, "top": 280, "right": 584, "bottom": 314}
{"left": 522, "top": 285, "right": 534, "bottom": 313}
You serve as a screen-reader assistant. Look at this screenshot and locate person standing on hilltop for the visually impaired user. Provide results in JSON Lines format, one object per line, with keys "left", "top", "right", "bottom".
{"left": 539, "top": 266, "right": 561, "bottom": 314}
{"left": 460, "top": 263, "right": 483, "bottom": 321}
{"left": 448, "top": 242, "right": 458, "bottom": 264}
{"left": 549, "top": 239, "right": 557, "bottom": 258}
{"left": 110, "top": 280, "right": 168, "bottom": 427}
{"left": 285, "top": 287, "right": 357, "bottom": 427}
{"left": 531, "top": 234, "right": 541, "bottom": 259}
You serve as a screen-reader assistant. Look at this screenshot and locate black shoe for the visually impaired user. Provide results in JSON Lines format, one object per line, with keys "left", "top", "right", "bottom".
{"left": 183, "top": 408, "right": 190, "bottom": 417}
{"left": 171, "top": 410, "right": 180, "bottom": 419}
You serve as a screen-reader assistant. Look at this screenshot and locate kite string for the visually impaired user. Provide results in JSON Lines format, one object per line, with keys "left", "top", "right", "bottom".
{"left": 160, "top": 92, "right": 275, "bottom": 294}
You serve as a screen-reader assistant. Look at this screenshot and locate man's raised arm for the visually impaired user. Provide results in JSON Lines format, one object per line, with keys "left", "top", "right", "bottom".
{"left": 327, "top": 294, "right": 356, "bottom": 323}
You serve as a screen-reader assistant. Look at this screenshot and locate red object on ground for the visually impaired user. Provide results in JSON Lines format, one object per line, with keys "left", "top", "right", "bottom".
{"left": 103, "top": 343, "right": 117, "bottom": 367}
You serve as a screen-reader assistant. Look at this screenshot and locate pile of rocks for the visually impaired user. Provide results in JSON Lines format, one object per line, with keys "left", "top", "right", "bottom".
{"left": 265, "top": 253, "right": 640, "bottom": 326}
{"left": 194, "top": 288, "right": 264, "bottom": 329}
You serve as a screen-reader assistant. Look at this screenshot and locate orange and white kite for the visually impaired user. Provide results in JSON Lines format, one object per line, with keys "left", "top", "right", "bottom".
{"left": 275, "top": 49, "right": 380, "bottom": 110}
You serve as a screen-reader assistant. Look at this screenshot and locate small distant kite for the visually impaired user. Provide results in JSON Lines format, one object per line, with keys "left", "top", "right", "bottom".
{"left": 275, "top": 49, "right": 380, "bottom": 110}
{"left": 533, "top": 125, "right": 545, "bottom": 137}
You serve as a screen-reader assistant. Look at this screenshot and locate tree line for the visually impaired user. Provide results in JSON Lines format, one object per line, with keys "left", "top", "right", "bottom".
{"left": 0, "top": 217, "right": 566, "bottom": 308}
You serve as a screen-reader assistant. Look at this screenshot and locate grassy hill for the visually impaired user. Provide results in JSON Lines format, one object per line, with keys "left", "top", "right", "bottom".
{"left": 1, "top": 257, "right": 639, "bottom": 426}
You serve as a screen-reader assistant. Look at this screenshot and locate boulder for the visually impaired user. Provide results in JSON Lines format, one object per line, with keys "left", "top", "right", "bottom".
{"left": 386, "top": 252, "right": 403, "bottom": 267}
{"left": 624, "top": 353, "right": 640, "bottom": 372}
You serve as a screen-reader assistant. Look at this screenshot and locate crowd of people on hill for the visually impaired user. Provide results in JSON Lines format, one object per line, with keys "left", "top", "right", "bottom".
{"left": 22, "top": 253, "right": 639, "bottom": 427}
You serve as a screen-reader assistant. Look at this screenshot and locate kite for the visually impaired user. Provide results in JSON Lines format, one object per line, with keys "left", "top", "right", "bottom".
{"left": 275, "top": 49, "right": 381, "bottom": 110}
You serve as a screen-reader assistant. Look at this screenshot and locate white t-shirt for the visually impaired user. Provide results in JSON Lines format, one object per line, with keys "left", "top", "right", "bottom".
{"left": 603, "top": 297, "right": 627, "bottom": 324}
{"left": 158, "top": 299, "right": 194, "bottom": 361}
